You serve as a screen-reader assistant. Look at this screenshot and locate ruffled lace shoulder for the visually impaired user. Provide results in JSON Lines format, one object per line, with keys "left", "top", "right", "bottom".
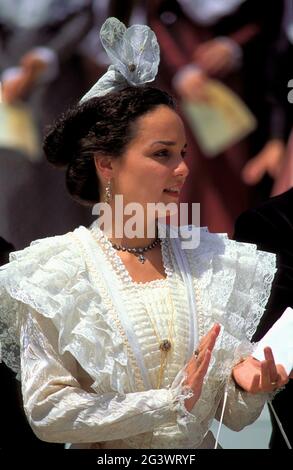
{"left": 181, "top": 227, "right": 277, "bottom": 378}
{"left": 0, "top": 228, "right": 135, "bottom": 393}
{"left": 0, "top": 231, "right": 85, "bottom": 374}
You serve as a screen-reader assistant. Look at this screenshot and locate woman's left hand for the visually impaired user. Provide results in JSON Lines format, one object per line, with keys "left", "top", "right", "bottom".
{"left": 232, "top": 347, "right": 290, "bottom": 393}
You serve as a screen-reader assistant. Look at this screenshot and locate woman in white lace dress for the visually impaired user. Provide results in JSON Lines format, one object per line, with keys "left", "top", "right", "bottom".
{"left": 0, "top": 18, "right": 290, "bottom": 449}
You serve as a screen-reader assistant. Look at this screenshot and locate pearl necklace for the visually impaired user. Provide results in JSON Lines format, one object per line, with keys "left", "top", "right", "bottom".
{"left": 110, "top": 238, "right": 161, "bottom": 264}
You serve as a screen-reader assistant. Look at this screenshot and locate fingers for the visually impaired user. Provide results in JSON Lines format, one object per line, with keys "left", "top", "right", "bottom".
{"left": 192, "top": 324, "right": 220, "bottom": 370}
{"left": 175, "top": 68, "right": 209, "bottom": 102}
{"left": 184, "top": 349, "right": 212, "bottom": 412}
{"left": 2, "top": 76, "right": 28, "bottom": 103}
{"left": 197, "top": 349, "right": 212, "bottom": 379}
{"left": 199, "top": 56, "right": 225, "bottom": 75}
{"left": 264, "top": 347, "right": 279, "bottom": 384}
{"left": 183, "top": 325, "right": 220, "bottom": 411}
{"left": 260, "top": 361, "right": 281, "bottom": 391}
{"left": 242, "top": 140, "right": 285, "bottom": 185}
{"left": 250, "top": 371, "right": 261, "bottom": 393}
{"left": 198, "top": 323, "right": 221, "bottom": 351}
{"left": 242, "top": 154, "right": 267, "bottom": 185}
{"left": 190, "top": 349, "right": 212, "bottom": 392}
{"left": 199, "top": 323, "right": 220, "bottom": 350}
{"left": 260, "top": 360, "right": 275, "bottom": 391}
{"left": 186, "top": 323, "right": 220, "bottom": 374}
{"left": 180, "top": 80, "right": 207, "bottom": 102}
{"left": 194, "top": 43, "right": 232, "bottom": 75}
{"left": 184, "top": 348, "right": 210, "bottom": 400}
{"left": 194, "top": 345, "right": 209, "bottom": 371}
{"left": 205, "top": 324, "right": 220, "bottom": 353}
{"left": 264, "top": 347, "right": 288, "bottom": 386}
{"left": 260, "top": 347, "right": 289, "bottom": 391}
{"left": 276, "top": 364, "right": 289, "bottom": 385}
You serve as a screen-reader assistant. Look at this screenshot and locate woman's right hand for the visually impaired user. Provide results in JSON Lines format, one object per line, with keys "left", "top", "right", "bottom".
{"left": 183, "top": 324, "right": 221, "bottom": 412}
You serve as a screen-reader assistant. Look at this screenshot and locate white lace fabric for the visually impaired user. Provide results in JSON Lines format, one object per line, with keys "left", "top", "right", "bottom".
{"left": 0, "top": 226, "right": 276, "bottom": 448}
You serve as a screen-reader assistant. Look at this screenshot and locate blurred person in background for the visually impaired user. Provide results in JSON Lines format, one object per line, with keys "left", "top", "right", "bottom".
{"left": 242, "top": 0, "right": 293, "bottom": 194}
{"left": 271, "top": 130, "right": 293, "bottom": 196}
{"left": 234, "top": 4, "right": 293, "bottom": 444}
{"left": 0, "top": 0, "right": 94, "bottom": 249}
{"left": 78, "top": 0, "right": 111, "bottom": 86}
{"left": 147, "top": 0, "right": 282, "bottom": 235}
{"left": 79, "top": 0, "right": 147, "bottom": 85}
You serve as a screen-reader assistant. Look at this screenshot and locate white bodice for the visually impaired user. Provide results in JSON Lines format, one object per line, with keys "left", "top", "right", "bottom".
{"left": 0, "top": 224, "right": 276, "bottom": 448}
{"left": 126, "top": 281, "right": 189, "bottom": 389}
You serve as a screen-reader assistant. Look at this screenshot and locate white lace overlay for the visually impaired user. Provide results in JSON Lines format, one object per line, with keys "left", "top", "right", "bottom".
{"left": 185, "top": 230, "right": 276, "bottom": 378}
{"left": 0, "top": 227, "right": 276, "bottom": 448}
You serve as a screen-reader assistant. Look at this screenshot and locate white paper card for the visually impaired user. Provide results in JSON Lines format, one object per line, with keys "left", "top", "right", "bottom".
{"left": 253, "top": 307, "right": 293, "bottom": 375}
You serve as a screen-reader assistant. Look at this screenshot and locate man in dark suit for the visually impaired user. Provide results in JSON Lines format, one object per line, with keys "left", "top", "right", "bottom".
{"left": 0, "top": 236, "right": 63, "bottom": 449}
{"left": 234, "top": 188, "right": 293, "bottom": 448}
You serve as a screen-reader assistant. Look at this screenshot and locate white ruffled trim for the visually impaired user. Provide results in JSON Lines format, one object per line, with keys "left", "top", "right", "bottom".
{"left": 149, "top": 368, "right": 209, "bottom": 449}
{"left": 0, "top": 226, "right": 277, "bottom": 448}
{"left": 163, "top": 227, "right": 277, "bottom": 441}
{"left": 183, "top": 228, "right": 276, "bottom": 381}
{"left": 170, "top": 369, "right": 196, "bottom": 426}
{"left": 0, "top": 232, "right": 133, "bottom": 394}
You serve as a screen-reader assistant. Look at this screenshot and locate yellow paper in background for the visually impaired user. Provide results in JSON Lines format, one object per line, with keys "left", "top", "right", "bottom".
{"left": 181, "top": 79, "right": 257, "bottom": 158}
{"left": 0, "top": 102, "right": 41, "bottom": 161}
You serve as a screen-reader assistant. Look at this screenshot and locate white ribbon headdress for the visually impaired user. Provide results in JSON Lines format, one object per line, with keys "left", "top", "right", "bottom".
{"left": 80, "top": 17, "right": 160, "bottom": 104}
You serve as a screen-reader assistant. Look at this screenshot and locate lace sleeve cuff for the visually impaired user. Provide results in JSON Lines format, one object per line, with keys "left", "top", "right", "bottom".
{"left": 169, "top": 369, "right": 197, "bottom": 431}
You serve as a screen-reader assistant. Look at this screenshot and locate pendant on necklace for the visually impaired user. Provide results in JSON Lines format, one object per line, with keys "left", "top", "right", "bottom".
{"left": 159, "top": 339, "right": 172, "bottom": 352}
{"left": 138, "top": 254, "right": 146, "bottom": 264}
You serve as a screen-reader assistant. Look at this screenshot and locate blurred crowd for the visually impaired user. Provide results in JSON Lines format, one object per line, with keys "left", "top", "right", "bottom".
{"left": 0, "top": 0, "right": 292, "bottom": 451}
{"left": 0, "top": 0, "right": 292, "bottom": 249}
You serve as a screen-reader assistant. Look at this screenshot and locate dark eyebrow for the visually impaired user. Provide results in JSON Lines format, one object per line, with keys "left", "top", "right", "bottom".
{"left": 151, "top": 141, "right": 187, "bottom": 147}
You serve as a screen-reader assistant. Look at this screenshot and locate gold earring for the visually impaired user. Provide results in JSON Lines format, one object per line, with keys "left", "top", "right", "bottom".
{"left": 105, "top": 179, "right": 112, "bottom": 203}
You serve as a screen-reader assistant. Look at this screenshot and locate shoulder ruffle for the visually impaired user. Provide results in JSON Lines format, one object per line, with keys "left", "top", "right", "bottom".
{"left": 182, "top": 227, "right": 277, "bottom": 380}
{"left": 0, "top": 229, "right": 132, "bottom": 393}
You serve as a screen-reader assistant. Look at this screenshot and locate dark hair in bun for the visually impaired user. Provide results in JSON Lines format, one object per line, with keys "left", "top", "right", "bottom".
{"left": 43, "top": 86, "right": 175, "bottom": 206}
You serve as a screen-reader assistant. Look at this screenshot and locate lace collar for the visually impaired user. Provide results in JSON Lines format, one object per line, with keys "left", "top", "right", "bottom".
{"left": 90, "top": 222, "right": 169, "bottom": 287}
